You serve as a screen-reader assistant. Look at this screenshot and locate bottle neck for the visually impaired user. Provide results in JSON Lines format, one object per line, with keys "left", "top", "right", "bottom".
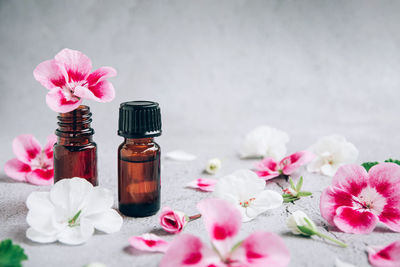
{"left": 125, "top": 137, "right": 154, "bottom": 145}
{"left": 56, "top": 105, "right": 94, "bottom": 145}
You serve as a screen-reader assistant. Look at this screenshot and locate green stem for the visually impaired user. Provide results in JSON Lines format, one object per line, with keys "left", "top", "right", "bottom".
{"left": 314, "top": 231, "right": 347, "bottom": 248}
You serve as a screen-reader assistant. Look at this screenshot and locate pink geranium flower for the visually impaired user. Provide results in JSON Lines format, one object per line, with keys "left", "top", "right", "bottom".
{"left": 255, "top": 151, "right": 315, "bottom": 180}
{"left": 4, "top": 134, "right": 56, "bottom": 185}
{"left": 34, "top": 48, "right": 116, "bottom": 113}
{"left": 186, "top": 178, "right": 217, "bottom": 192}
{"left": 320, "top": 163, "right": 400, "bottom": 234}
{"left": 129, "top": 233, "right": 169, "bottom": 253}
{"left": 159, "top": 207, "right": 188, "bottom": 234}
{"left": 368, "top": 240, "right": 400, "bottom": 267}
{"left": 160, "top": 198, "right": 290, "bottom": 267}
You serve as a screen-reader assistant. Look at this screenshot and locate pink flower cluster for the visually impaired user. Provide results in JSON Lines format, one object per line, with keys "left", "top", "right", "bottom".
{"left": 34, "top": 48, "right": 116, "bottom": 113}
{"left": 159, "top": 207, "right": 188, "bottom": 234}
{"left": 4, "top": 134, "right": 56, "bottom": 185}
{"left": 255, "top": 151, "right": 314, "bottom": 180}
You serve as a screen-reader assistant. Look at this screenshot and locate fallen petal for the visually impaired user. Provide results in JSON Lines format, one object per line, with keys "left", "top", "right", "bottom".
{"left": 368, "top": 241, "right": 400, "bottom": 267}
{"left": 165, "top": 150, "right": 197, "bottom": 161}
{"left": 335, "top": 258, "right": 356, "bottom": 267}
{"left": 86, "top": 209, "right": 123, "bottom": 234}
{"left": 186, "top": 178, "right": 217, "bottom": 192}
{"left": 12, "top": 134, "right": 42, "bottom": 164}
{"left": 281, "top": 151, "right": 315, "bottom": 175}
{"left": 129, "top": 233, "right": 169, "bottom": 253}
{"left": 4, "top": 158, "right": 31, "bottom": 182}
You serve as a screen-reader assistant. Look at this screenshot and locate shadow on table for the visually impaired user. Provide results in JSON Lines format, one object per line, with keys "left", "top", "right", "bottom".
{"left": 0, "top": 174, "right": 19, "bottom": 184}
{"left": 123, "top": 246, "right": 164, "bottom": 256}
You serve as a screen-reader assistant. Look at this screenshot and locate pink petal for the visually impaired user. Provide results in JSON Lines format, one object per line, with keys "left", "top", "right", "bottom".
{"left": 197, "top": 198, "right": 241, "bottom": 257}
{"left": 230, "top": 231, "right": 290, "bottom": 267}
{"left": 159, "top": 207, "right": 187, "bottom": 234}
{"left": 368, "top": 241, "right": 400, "bottom": 267}
{"left": 280, "top": 151, "right": 315, "bottom": 175}
{"left": 33, "top": 59, "right": 67, "bottom": 89}
{"left": 254, "top": 170, "right": 281, "bottom": 180}
{"left": 333, "top": 206, "right": 378, "bottom": 234}
{"left": 331, "top": 165, "right": 368, "bottom": 196}
{"left": 12, "top": 134, "right": 42, "bottom": 164}
{"left": 73, "top": 86, "right": 99, "bottom": 101}
{"left": 320, "top": 186, "right": 354, "bottom": 225}
{"left": 129, "top": 233, "right": 169, "bottom": 253}
{"left": 254, "top": 158, "right": 280, "bottom": 180}
{"left": 43, "top": 134, "right": 57, "bottom": 161}
{"left": 86, "top": 66, "right": 117, "bottom": 86}
{"left": 186, "top": 178, "right": 217, "bottom": 192}
{"left": 26, "top": 168, "right": 54, "bottom": 186}
{"left": 54, "top": 48, "right": 92, "bottom": 82}
{"left": 160, "top": 234, "right": 222, "bottom": 267}
{"left": 46, "top": 87, "right": 82, "bottom": 113}
{"left": 4, "top": 158, "right": 31, "bottom": 182}
{"left": 87, "top": 80, "right": 115, "bottom": 103}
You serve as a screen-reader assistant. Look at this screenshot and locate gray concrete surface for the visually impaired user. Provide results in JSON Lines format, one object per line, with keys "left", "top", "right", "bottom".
{"left": 1, "top": 0, "right": 400, "bottom": 266}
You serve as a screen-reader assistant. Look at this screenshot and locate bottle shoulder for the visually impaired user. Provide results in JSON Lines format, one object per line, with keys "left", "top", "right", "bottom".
{"left": 118, "top": 140, "right": 160, "bottom": 160}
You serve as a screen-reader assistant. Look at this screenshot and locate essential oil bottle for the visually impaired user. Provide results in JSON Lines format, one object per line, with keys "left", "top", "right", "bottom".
{"left": 118, "top": 101, "right": 162, "bottom": 217}
{"left": 53, "top": 105, "right": 98, "bottom": 185}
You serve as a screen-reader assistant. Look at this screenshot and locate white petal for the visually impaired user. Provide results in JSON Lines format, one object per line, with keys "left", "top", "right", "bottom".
{"left": 240, "top": 126, "right": 289, "bottom": 159}
{"left": 252, "top": 190, "right": 283, "bottom": 210}
{"left": 57, "top": 218, "right": 94, "bottom": 245}
{"left": 286, "top": 214, "right": 302, "bottom": 235}
{"left": 164, "top": 150, "right": 197, "bottom": 161}
{"left": 335, "top": 258, "right": 356, "bottom": 267}
{"left": 82, "top": 187, "right": 114, "bottom": 216}
{"left": 26, "top": 227, "right": 58, "bottom": 243}
{"left": 306, "top": 157, "right": 324, "bottom": 173}
{"left": 50, "top": 178, "right": 94, "bottom": 216}
{"left": 320, "top": 164, "right": 339, "bottom": 177}
{"left": 86, "top": 209, "right": 123, "bottom": 234}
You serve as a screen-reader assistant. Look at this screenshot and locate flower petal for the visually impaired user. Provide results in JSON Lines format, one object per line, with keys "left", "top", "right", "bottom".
{"left": 4, "top": 158, "right": 31, "bottom": 181}
{"left": 46, "top": 87, "right": 82, "bottom": 113}
{"left": 54, "top": 48, "right": 92, "bottom": 82}
{"left": 320, "top": 186, "right": 354, "bottom": 226}
{"left": 368, "top": 241, "right": 400, "bottom": 267}
{"left": 129, "top": 233, "right": 169, "bottom": 253}
{"left": 87, "top": 80, "right": 115, "bottom": 103}
{"left": 165, "top": 150, "right": 197, "bottom": 161}
{"left": 331, "top": 164, "right": 368, "bottom": 196}
{"left": 12, "top": 134, "right": 42, "bottom": 164}
{"left": 244, "top": 190, "right": 283, "bottom": 221}
{"left": 57, "top": 217, "right": 94, "bottom": 245}
{"left": 254, "top": 158, "right": 280, "bottom": 180}
{"left": 159, "top": 207, "right": 187, "bottom": 234}
{"left": 43, "top": 134, "right": 57, "bottom": 161}
{"left": 197, "top": 198, "right": 241, "bottom": 257}
{"left": 86, "top": 209, "right": 123, "bottom": 234}
{"left": 186, "top": 178, "right": 217, "bottom": 192}
{"left": 230, "top": 231, "right": 290, "bottom": 267}
{"left": 160, "top": 234, "right": 222, "bottom": 267}
{"left": 335, "top": 258, "right": 356, "bottom": 267}
{"left": 333, "top": 206, "right": 378, "bottom": 234}
{"left": 26, "top": 168, "right": 54, "bottom": 186}
{"left": 281, "top": 151, "right": 315, "bottom": 175}
{"left": 82, "top": 187, "right": 114, "bottom": 216}
{"left": 26, "top": 227, "right": 57, "bottom": 244}
{"left": 86, "top": 66, "right": 117, "bottom": 86}
{"left": 33, "top": 59, "right": 67, "bottom": 89}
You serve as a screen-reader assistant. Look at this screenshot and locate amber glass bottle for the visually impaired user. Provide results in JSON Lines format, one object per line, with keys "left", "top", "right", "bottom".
{"left": 53, "top": 105, "right": 98, "bottom": 185}
{"left": 118, "top": 101, "right": 162, "bottom": 217}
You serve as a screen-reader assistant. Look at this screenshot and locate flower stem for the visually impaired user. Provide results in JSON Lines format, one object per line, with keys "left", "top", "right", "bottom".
{"left": 188, "top": 214, "right": 201, "bottom": 221}
{"left": 314, "top": 231, "right": 347, "bottom": 248}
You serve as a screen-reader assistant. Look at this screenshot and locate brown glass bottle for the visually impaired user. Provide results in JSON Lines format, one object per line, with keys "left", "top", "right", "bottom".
{"left": 118, "top": 101, "right": 162, "bottom": 217}
{"left": 53, "top": 105, "right": 98, "bottom": 185}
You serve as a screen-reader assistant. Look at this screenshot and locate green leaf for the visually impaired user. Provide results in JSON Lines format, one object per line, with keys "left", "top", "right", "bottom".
{"left": 289, "top": 177, "right": 296, "bottom": 190}
{"left": 384, "top": 159, "right": 400, "bottom": 166}
{"left": 296, "top": 176, "right": 303, "bottom": 192}
{"left": 283, "top": 196, "right": 300, "bottom": 203}
{"left": 296, "top": 225, "right": 315, "bottom": 236}
{"left": 0, "top": 239, "right": 28, "bottom": 267}
{"left": 361, "top": 162, "right": 379, "bottom": 172}
{"left": 297, "top": 191, "right": 312, "bottom": 197}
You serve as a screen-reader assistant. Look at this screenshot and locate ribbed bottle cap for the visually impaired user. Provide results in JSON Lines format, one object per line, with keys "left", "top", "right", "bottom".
{"left": 118, "top": 101, "right": 162, "bottom": 138}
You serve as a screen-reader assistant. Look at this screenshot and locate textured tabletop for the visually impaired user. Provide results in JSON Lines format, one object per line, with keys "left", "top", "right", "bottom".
{"left": 1, "top": 1, "right": 400, "bottom": 266}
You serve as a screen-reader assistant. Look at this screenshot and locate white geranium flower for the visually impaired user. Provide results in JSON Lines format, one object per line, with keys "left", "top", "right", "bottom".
{"left": 286, "top": 210, "right": 317, "bottom": 235}
{"left": 214, "top": 169, "right": 283, "bottom": 222}
{"left": 205, "top": 158, "right": 222, "bottom": 174}
{"left": 240, "top": 125, "right": 289, "bottom": 159}
{"left": 307, "top": 135, "right": 358, "bottom": 177}
{"left": 26, "top": 178, "right": 123, "bottom": 245}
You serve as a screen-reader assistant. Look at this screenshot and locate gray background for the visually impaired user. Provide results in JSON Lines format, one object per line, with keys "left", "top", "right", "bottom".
{"left": 1, "top": 0, "right": 400, "bottom": 266}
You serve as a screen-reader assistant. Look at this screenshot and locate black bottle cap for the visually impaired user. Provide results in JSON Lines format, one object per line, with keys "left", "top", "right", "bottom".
{"left": 118, "top": 101, "right": 162, "bottom": 138}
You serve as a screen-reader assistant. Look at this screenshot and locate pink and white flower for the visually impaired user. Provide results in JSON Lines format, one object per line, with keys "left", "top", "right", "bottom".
{"left": 159, "top": 207, "right": 187, "bottom": 234}
{"left": 160, "top": 198, "right": 290, "bottom": 267}
{"left": 4, "top": 134, "right": 56, "bottom": 185}
{"left": 129, "top": 233, "right": 169, "bottom": 253}
{"left": 367, "top": 240, "right": 400, "bottom": 267}
{"left": 186, "top": 178, "right": 217, "bottom": 192}
{"left": 255, "top": 151, "right": 315, "bottom": 180}
{"left": 320, "top": 163, "right": 400, "bottom": 234}
{"left": 34, "top": 48, "right": 116, "bottom": 113}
